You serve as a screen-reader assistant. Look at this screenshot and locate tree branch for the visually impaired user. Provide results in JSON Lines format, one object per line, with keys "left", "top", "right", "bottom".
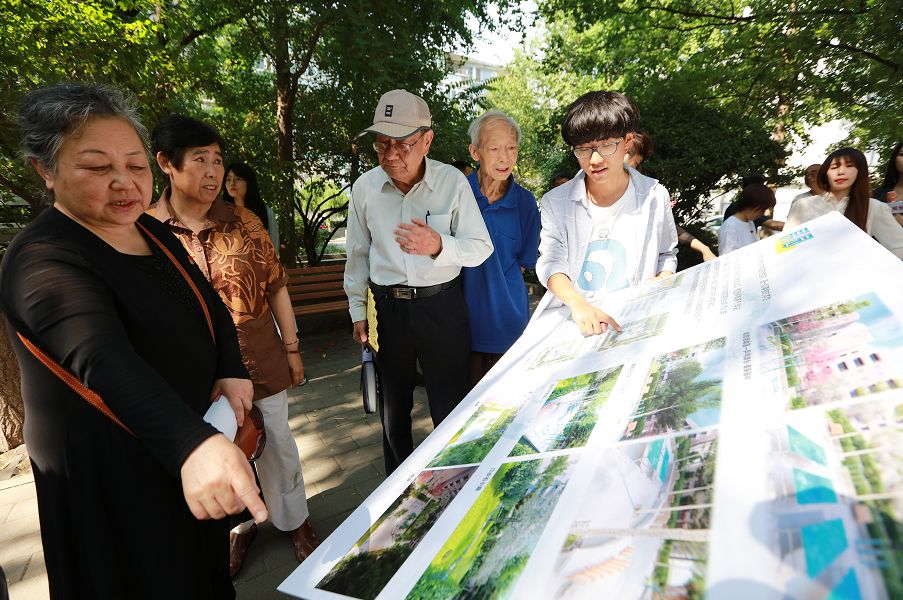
{"left": 292, "top": 20, "right": 327, "bottom": 82}
{"left": 626, "top": 3, "right": 870, "bottom": 23}
{"left": 179, "top": 16, "right": 237, "bottom": 48}
{"left": 0, "top": 172, "right": 42, "bottom": 211}
{"left": 816, "top": 40, "right": 899, "bottom": 71}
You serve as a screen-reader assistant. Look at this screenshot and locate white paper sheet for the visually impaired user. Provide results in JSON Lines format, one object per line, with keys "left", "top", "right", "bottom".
{"left": 203, "top": 394, "right": 238, "bottom": 441}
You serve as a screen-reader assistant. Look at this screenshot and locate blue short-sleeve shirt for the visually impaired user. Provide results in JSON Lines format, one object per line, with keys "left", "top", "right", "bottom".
{"left": 461, "top": 171, "right": 540, "bottom": 353}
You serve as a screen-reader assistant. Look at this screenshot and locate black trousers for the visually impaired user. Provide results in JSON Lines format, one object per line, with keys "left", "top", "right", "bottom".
{"left": 371, "top": 283, "right": 471, "bottom": 474}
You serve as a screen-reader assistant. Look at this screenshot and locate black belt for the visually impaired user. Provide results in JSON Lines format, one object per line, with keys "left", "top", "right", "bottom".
{"left": 369, "top": 277, "right": 459, "bottom": 300}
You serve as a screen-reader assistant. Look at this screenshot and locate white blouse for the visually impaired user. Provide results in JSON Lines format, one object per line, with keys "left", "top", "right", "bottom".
{"left": 784, "top": 192, "right": 903, "bottom": 259}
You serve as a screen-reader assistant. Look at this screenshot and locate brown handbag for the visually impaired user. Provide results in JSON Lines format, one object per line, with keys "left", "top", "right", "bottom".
{"left": 14, "top": 221, "right": 265, "bottom": 461}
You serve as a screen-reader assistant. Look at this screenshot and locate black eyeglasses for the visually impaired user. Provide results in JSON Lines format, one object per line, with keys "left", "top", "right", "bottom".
{"left": 373, "top": 130, "right": 429, "bottom": 155}
{"left": 572, "top": 138, "right": 623, "bottom": 160}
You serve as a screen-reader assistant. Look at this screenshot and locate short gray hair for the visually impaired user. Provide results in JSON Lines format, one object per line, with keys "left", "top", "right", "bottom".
{"left": 468, "top": 110, "right": 521, "bottom": 148}
{"left": 18, "top": 82, "right": 148, "bottom": 172}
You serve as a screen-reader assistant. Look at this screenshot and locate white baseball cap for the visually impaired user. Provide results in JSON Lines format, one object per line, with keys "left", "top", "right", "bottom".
{"left": 359, "top": 89, "right": 431, "bottom": 139}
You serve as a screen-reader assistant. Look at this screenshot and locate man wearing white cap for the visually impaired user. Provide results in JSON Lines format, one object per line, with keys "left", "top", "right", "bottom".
{"left": 344, "top": 89, "right": 493, "bottom": 474}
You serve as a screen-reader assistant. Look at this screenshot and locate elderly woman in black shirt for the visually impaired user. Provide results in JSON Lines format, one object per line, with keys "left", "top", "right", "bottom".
{"left": 0, "top": 82, "right": 266, "bottom": 599}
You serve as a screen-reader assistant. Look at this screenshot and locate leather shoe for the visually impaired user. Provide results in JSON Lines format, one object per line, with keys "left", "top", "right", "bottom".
{"left": 229, "top": 523, "right": 258, "bottom": 578}
{"left": 288, "top": 519, "right": 321, "bottom": 562}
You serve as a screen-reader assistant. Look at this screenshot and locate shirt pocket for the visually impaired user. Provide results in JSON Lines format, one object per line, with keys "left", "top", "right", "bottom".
{"left": 492, "top": 217, "right": 518, "bottom": 244}
{"left": 428, "top": 213, "right": 453, "bottom": 235}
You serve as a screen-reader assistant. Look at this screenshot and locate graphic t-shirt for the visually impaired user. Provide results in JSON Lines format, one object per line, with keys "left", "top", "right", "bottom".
{"left": 577, "top": 179, "right": 637, "bottom": 301}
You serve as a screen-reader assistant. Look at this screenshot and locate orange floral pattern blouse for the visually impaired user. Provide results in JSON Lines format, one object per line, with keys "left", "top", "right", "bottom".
{"left": 148, "top": 193, "right": 292, "bottom": 400}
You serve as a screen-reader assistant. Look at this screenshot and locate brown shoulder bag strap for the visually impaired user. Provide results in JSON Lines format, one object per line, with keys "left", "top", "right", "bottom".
{"left": 135, "top": 221, "right": 216, "bottom": 346}
{"left": 16, "top": 221, "right": 218, "bottom": 433}
{"left": 16, "top": 331, "right": 134, "bottom": 434}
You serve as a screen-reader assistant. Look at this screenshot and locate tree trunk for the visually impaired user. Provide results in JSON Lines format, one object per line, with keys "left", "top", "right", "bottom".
{"left": 0, "top": 316, "right": 24, "bottom": 452}
{"left": 275, "top": 64, "right": 298, "bottom": 267}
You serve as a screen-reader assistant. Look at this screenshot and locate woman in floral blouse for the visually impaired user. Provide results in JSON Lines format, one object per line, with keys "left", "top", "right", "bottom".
{"left": 149, "top": 115, "right": 320, "bottom": 577}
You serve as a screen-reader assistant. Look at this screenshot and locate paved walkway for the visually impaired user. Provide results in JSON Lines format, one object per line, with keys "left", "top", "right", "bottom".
{"left": 0, "top": 326, "right": 434, "bottom": 599}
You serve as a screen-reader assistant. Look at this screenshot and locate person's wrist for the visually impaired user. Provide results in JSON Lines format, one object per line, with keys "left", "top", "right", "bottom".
{"left": 283, "top": 339, "right": 299, "bottom": 346}
{"left": 430, "top": 232, "right": 442, "bottom": 258}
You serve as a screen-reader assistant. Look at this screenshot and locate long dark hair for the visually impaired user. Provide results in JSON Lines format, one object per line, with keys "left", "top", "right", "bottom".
{"left": 223, "top": 162, "right": 268, "bottom": 231}
{"left": 881, "top": 140, "right": 903, "bottom": 191}
{"left": 817, "top": 147, "right": 870, "bottom": 232}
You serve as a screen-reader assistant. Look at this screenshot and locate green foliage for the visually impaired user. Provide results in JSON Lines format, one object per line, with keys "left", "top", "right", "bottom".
{"left": 488, "top": 0, "right": 897, "bottom": 223}
{"left": 538, "top": 0, "right": 901, "bottom": 150}
{"left": 0, "top": 0, "right": 212, "bottom": 208}
{"left": 317, "top": 544, "right": 410, "bottom": 600}
{"left": 1, "top": 0, "right": 515, "bottom": 262}
{"left": 427, "top": 408, "right": 518, "bottom": 468}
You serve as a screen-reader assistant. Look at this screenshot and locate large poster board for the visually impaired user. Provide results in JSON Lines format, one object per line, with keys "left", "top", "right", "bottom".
{"left": 281, "top": 213, "right": 903, "bottom": 600}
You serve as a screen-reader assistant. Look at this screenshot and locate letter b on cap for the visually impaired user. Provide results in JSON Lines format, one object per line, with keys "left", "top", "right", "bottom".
{"left": 384, "top": 105, "right": 393, "bottom": 117}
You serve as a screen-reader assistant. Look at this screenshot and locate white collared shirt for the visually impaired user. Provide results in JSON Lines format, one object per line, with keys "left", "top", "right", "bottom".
{"left": 785, "top": 192, "right": 903, "bottom": 258}
{"left": 344, "top": 158, "right": 493, "bottom": 322}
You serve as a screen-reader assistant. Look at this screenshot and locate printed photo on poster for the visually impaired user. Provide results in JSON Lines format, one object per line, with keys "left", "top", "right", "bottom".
{"left": 758, "top": 292, "right": 903, "bottom": 410}
{"left": 407, "top": 455, "right": 580, "bottom": 600}
{"left": 510, "top": 366, "right": 622, "bottom": 457}
{"left": 622, "top": 338, "right": 726, "bottom": 441}
{"left": 316, "top": 466, "right": 478, "bottom": 599}
{"left": 548, "top": 429, "right": 717, "bottom": 599}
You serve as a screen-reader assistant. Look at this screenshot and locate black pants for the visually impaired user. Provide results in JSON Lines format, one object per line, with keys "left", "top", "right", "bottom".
{"left": 371, "top": 283, "right": 471, "bottom": 474}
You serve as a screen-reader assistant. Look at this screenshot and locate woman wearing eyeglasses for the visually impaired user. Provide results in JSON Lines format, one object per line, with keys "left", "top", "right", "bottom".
{"left": 535, "top": 91, "right": 679, "bottom": 336}
{"left": 148, "top": 115, "right": 319, "bottom": 577}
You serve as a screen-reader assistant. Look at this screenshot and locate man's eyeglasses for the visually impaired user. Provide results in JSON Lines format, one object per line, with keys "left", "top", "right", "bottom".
{"left": 572, "top": 138, "right": 623, "bottom": 160}
{"left": 373, "top": 130, "right": 429, "bottom": 155}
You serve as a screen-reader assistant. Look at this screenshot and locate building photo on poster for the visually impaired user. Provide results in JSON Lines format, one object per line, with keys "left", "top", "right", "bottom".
{"left": 279, "top": 212, "right": 903, "bottom": 600}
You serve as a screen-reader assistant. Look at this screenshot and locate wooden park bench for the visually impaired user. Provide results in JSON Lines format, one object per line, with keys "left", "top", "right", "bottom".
{"left": 286, "top": 262, "right": 349, "bottom": 317}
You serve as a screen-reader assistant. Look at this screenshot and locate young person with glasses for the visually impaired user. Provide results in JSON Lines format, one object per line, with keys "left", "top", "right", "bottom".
{"left": 536, "top": 91, "right": 678, "bottom": 336}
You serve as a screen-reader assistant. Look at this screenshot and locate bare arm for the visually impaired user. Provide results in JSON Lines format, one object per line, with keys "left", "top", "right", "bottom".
{"left": 267, "top": 285, "right": 304, "bottom": 386}
{"left": 690, "top": 238, "right": 717, "bottom": 261}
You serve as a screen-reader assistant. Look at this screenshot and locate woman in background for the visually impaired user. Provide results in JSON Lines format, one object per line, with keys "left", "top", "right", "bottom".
{"left": 718, "top": 183, "right": 775, "bottom": 254}
{"left": 872, "top": 141, "right": 903, "bottom": 227}
{"left": 223, "top": 162, "right": 280, "bottom": 254}
{"left": 785, "top": 147, "right": 903, "bottom": 258}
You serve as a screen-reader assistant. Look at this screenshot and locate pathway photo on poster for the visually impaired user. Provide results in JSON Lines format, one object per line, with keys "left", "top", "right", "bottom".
{"left": 427, "top": 396, "right": 524, "bottom": 468}
{"left": 510, "top": 367, "right": 622, "bottom": 457}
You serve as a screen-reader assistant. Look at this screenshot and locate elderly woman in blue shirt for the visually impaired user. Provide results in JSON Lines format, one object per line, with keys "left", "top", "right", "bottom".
{"left": 462, "top": 110, "right": 541, "bottom": 388}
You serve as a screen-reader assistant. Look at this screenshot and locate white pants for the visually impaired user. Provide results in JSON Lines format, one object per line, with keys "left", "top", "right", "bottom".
{"left": 253, "top": 390, "right": 309, "bottom": 531}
